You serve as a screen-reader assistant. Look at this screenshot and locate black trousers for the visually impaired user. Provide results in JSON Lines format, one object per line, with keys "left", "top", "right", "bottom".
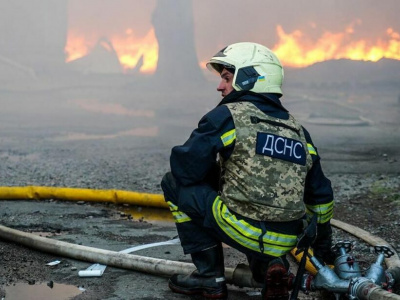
{"left": 161, "top": 172, "right": 220, "bottom": 254}
{"left": 161, "top": 172, "right": 304, "bottom": 275}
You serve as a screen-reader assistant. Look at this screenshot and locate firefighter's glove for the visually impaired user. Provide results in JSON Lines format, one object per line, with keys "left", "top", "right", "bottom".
{"left": 312, "top": 222, "right": 336, "bottom": 265}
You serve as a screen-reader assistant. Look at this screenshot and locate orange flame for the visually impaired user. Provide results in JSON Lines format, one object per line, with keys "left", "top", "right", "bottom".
{"left": 111, "top": 28, "right": 158, "bottom": 74}
{"left": 65, "top": 28, "right": 159, "bottom": 74}
{"left": 273, "top": 24, "right": 400, "bottom": 67}
{"left": 65, "top": 32, "right": 91, "bottom": 62}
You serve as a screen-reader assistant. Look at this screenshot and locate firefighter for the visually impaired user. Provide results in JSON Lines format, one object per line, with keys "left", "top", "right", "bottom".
{"left": 161, "top": 42, "right": 335, "bottom": 300}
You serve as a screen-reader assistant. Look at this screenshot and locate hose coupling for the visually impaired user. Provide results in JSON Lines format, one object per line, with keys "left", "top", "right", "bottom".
{"left": 348, "top": 277, "right": 375, "bottom": 300}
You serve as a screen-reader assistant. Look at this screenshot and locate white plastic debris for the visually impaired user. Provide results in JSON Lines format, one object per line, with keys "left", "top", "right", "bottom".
{"left": 79, "top": 238, "right": 180, "bottom": 277}
{"left": 78, "top": 263, "right": 107, "bottom": 277}
{"left": 46, "top": 260, "right": 61, "bottom": 266}
{"left": 246, "top": 290, "right": 261, "bottom": 296}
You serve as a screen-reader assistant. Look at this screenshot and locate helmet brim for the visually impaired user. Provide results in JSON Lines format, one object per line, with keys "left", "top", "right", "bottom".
{"left": 206, "top": 60, "right": 235, "bottom": 74}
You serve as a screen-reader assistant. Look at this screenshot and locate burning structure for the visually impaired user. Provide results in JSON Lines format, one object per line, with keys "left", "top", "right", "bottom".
{"left": 0, "top": 0, "right": 398, "bottom": 88}
{"left": 0, "top": 0, "right": 203, "bottom": 83}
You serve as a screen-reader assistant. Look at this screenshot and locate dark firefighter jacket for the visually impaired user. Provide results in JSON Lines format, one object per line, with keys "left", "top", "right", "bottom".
{"left": 169, "top": 90, "right": 334, "bottom": 224}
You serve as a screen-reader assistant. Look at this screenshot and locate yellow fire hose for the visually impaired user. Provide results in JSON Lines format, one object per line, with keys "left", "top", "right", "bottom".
{"left": 0, "top": 185, "right": 167, "bottom": 208}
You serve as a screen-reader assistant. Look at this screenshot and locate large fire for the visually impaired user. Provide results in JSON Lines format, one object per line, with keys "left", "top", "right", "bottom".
{"left": 273, "top": 24, "right": 400, "bottom": 67}
{"left": 66, "top": 22, "right": 400, "bottom": 73}
{"left": 65, "top": 28, "right": 158, "bottom": 74}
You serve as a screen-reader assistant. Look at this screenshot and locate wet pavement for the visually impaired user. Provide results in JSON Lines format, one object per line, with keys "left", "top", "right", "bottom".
{"left": 0, "top": 200, "right": 275, "bottom": 299}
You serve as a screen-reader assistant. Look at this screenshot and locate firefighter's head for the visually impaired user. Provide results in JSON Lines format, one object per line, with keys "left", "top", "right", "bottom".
{"left": 207, "top": 42, "right": 284, "bottom": 96}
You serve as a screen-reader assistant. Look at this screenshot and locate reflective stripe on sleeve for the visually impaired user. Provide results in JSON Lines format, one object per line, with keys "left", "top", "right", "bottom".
{"left": 221, "top": 129, "right": 236, "bottom": 147}
{"left": 167, "top": 201, "right": 192, "bottom": 223}
{"left": 212, "top": 197, "right": 297, "bottom": 257}
{"left": 305, "top": 201, "right": 334, "bottom": 224}
{"left": 307, "top": 143, "right": 317, "bottom": 155}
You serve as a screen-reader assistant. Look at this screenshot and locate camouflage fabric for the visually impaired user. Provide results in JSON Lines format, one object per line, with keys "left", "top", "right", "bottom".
{"left": 220, "top": 102, "right": 313, "bottom": 222}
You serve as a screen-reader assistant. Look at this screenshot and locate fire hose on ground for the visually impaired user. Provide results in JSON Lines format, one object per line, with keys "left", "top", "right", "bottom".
{"left": 0, "top": 225, "right": 261, "bottom": 288}
{"left": 1, "top": 186, "right": 400, "bottom": 299}
{"left": 0, "top": 186, "right": 168, "bottom": 208}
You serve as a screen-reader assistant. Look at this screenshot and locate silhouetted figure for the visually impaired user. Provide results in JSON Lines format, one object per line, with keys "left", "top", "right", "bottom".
{"left": 152, "top": 0, "right": 204, "bottom": 86}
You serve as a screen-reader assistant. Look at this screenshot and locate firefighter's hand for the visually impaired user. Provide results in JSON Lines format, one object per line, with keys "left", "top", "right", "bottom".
{"left": 313, "top": 222, "right": 336, "bottom": 265}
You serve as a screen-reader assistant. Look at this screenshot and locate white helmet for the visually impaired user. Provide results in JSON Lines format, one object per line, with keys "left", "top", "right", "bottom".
{"left": 206, "top": 42, "right": 284, "bottom": 95}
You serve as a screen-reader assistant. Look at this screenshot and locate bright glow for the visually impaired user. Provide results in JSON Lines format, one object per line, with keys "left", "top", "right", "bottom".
{"left": 65, "top": 32, "right": 91, "bottom": 62}
{"left": 65, "top": 28, "right": 159, "bottom": 74}
{"left": 111, "top": 28, "right": 159, "bottom": 74}
{"left": 273, "top": 24, "right": 400, "bottom": 67}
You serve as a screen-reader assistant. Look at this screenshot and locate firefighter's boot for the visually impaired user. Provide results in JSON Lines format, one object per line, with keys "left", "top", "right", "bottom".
{"left": 262, "top": 260, "right": 292, "bottom": 300}
{"left": 168, "top": 245, "right": 227, "bottom": 299}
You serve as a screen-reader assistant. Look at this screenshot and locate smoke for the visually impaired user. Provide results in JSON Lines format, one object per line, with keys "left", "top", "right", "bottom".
{"left": 68, "top": 0, "right": 156, "bottom": 39}
{"left": 0, "top": 1, "right": 399, "bottom": 130}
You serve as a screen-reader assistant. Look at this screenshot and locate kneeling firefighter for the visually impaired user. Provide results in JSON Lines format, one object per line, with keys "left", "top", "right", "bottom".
{"left": 161, "top": 42, "right": 335, "bottom": 299}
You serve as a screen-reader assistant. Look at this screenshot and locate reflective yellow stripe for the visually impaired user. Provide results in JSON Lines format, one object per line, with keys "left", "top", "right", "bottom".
{"left": 167, "top": 201, "right": 192, "bottom": 223}
{"left": 307, "top": 143, "right": 317, "bottom": 155}
{"left": 212, "top": 197, "right": 297, "bottom": 257}
{"left": 172, "top": 212, "right": 191, "bottom": 223}
{"left": 221, "top": 129, "right": 236, "bottom": 147}
{"left": 306, "top": 201, "right": 334, "bottom": 224}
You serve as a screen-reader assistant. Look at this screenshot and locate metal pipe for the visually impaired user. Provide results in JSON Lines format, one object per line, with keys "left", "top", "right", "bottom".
{"left": 311, "top": 264, "right": 350, "bottom": 294}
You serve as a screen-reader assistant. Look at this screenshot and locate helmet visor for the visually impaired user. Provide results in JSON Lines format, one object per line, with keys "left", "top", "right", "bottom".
{"left": 206, "top": 59, "right": 235, "bottom": 74}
